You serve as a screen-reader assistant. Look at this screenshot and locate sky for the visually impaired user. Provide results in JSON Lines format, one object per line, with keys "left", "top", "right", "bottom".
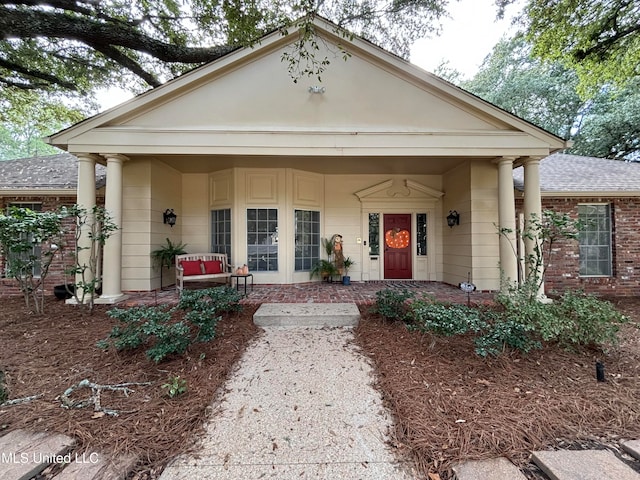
{"left": 410, "top": 0, "right": 523, "bottom": 78}
{"left": 96, "top": 0, "right": 523, "bottom": 109}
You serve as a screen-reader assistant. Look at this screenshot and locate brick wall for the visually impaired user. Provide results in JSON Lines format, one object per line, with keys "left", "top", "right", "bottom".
{"left": 0, "top": 195, "right": 102, "bottom": 297}
{"left": 516, "top": 196, "right": 640, "bottom": 297}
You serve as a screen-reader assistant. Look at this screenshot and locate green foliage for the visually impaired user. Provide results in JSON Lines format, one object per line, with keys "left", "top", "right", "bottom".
{"left": 404, "top": 287, "right": 626, "bottom": 357}
{"left": 177, "top": 287, "right": 242, "bottom": 342}
{"left": 162, "top": 375, "right": 188, "bottom": 398}
{"left": 0, "top": 206, "right": 67, "bottom": 313}
{"left": 151, "top": 238, "right": 188, "bottom": 270}
{"left": 0, "top": 0, "right": 449, "bottom": 101}
{"left": 372, "top": 288, "right": 415, "bottom": 322}
{"left": 63, "top": 205, "right": 118, "bottom": 311}
{"left": 0, "top": 90, "right": 88, "bottom": 160}
{"left": 570, "top": 80, "right": 640, "bottom": 160}
{"left": 309, "top": 259, "right": 339, "bottom": 281}
{"left": 474, "top": 315, "right": 540, "bottom": 358}
{"left": 462, "top": 36, "right": 583, "bottom": 140}
{"left": 408, "top": 299, "right": 485, "bottom": 336}
{"left": 463, "top": 33, "right": 640, "bottom": 161}
{"left": 549, "top": 290, "right": 628, "bottom": 348}
{"left": 513, "top": 0, "right": 640, "bottom": 97}
{"left": 98, "top": 287, "right": 242, "bottom": 362}
{"left": 0, "top": 370, "right": 7, "bottom": 404}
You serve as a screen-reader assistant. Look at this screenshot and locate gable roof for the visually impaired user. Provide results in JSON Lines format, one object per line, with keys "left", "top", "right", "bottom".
{"left": 513, "top": 153, "right": 640, "bottom": 196}
{"left": 46, "top": 16, "right": 566, "bottom": 160}
{"left": 0, "top": 153, "right": 106, "bottom": 194}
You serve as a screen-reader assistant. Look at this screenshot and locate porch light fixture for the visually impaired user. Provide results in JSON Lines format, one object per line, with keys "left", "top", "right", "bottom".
{"left": 308, "top": 86, "right": 326, "bottom": 94}
{"left": 163, "top": 209, "right": 177, "bottom": 227}
{"left": 446, "top": 210, "right": 460, "bottom": 228}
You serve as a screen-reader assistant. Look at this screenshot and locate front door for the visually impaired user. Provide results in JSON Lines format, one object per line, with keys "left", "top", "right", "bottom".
{"left": 383, "top": 214, "right": 412, "bottom": 279}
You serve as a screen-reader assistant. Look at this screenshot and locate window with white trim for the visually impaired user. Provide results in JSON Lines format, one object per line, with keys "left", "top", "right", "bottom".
{"left": 211, "top": 209, "right": 231, "bottom": 260}
{"left": 294, "top": 210, "right": 320, "bottom": 271}
{"left": 247, "top": 208, "right": 278, "bottom": 272}
{"left": 578, "top": 204, "right": 612, "bottom": 276}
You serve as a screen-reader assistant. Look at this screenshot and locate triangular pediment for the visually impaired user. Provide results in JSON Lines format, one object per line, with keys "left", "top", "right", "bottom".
{"left": 355, "top": 179, "right": 444, "bottom": 201}
{"left": 48, "top": 17, "right": 566, "bottom": 158}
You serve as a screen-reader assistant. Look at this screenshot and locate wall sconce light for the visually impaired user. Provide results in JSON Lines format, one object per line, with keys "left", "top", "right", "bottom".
{"left": 447, "top": 210, "right": 460, "bottom": 228}
{"left": 308, "top": 86, "right": 326, "bottom": 94}
{"left": 163, "top": 209, "right": 177, "bottom": 227}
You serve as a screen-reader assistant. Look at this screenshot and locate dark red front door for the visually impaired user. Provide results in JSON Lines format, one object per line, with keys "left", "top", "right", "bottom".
{"left": 383, "top": 214, "right": 412, "bottom": 279}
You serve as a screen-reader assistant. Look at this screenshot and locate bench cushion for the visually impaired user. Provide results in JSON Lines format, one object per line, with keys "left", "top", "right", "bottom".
{"left": 181, "top": 260, "right": 202, "bottom": 276}
{"left": 203, "top": 260, "right": 223, "bottom": 274}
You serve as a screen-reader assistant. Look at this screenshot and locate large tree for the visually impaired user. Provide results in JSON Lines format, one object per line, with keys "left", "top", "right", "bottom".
{"left": 462, "top": 35, "right": 640, "bottom": 161}
{"left": 498, "top": 0, "right": 640, "bottom": 96}
{"left": 570, "top": 80, "right": 640, "bottom": 160}
{"left": 0, "top": 0, "right": 449, "bottom": 98}
{"left": 0, "top": 89, "right": 85, "bottom": 159}
{"left": 461, "top": 36, "right": 584, "bottom": 140}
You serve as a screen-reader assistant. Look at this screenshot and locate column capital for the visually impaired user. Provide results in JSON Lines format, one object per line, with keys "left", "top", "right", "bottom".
{"left": 100, "top": 153, "right": 130, "bottom": 163}
{"left": 73, "top": 153, "right": 102, "bottom": 163}
{"left": 493, "top": 156, "right": 517, "bottom": 167}
{"left": 520, "top": 156, "right": 544, "bottom": 166}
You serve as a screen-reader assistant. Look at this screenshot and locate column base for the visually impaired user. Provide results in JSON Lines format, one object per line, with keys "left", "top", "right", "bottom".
{"left": 95, "top": 294, "right": 129, "bottom": 305}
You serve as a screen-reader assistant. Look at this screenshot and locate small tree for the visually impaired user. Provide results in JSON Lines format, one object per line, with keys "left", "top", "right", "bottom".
{"left": 0, "top": 206, "right": 67, "bottom": 313}
{"left": 499, "top": 209, "right": 582, "bottom": 300}
{"left": 63, "top": 205, "right": 117, "bottom": 312}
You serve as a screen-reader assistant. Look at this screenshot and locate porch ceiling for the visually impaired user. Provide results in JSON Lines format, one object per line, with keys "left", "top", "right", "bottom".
{"left": 143, "top": 155, "right": 470, "bottom": 175}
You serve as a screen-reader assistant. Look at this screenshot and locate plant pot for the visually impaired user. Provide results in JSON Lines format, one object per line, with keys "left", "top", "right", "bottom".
{"left": 53, "top": 284, "right": 75, "bottom": 300}
{"left": 342, "top": 276, "right": 351, "bottom": 285}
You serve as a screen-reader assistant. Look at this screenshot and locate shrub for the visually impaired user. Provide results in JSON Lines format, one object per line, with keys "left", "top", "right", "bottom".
{"left": 372, "top": 288, "right": 415, "bottom": 322}
{"left": 550, "top": 290, "right": 628, "bottom": 349}
{"left": 98, "top": 287, "right": 242, "bottom": 362}
{"left": 474, "top": 312, "right": 541, "bottom": 357}
{"left": 409, "top": 299, "right": 485, "bottom": 336}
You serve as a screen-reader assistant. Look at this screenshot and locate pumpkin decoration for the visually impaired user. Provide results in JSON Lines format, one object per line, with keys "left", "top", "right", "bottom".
{"left": 385, "top": 228, "right": 410, "bottom": 249}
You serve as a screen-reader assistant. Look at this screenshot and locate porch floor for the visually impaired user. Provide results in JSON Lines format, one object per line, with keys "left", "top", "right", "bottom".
{"left": 122, "top": 281, "right": 496, "bottom": 307}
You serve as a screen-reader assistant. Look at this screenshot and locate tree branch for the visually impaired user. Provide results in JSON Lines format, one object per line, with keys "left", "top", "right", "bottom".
{"left": 0, "top": 6, "right": 235, "bottom": 64}
{"left": 88, "top": 43, "right": 161, "bottom": 87}
{"left": 0, "top": 57, "right": 79, "bottom": 90}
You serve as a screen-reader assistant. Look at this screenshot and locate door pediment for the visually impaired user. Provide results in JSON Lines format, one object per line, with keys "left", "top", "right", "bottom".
{"left": 355, "top": 179, "right": 443, "bottom": 207}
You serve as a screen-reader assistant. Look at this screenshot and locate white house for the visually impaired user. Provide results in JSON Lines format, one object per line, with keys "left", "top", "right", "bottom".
{"left": 46, "top": 17, "right": 566, "bottom": 302}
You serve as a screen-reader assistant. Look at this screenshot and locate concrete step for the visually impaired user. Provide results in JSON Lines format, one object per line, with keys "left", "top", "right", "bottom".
{"left": 253, "top": 303, "right": 360, "bottom": 327}
{"left": 0, "top": 429, "right": 75, "bottom": 480}
{"left": 532, "top": 449, "right": 640, "bottom": 480}
{"left": 453, "top": 457, "right": 528, "bottom": 480}
{"left": 623, "top": 440, "right": 640, "bottom": 461}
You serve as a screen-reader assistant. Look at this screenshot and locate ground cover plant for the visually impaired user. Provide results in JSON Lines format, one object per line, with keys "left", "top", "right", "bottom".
{"left": 98, "top": 287, "right": 242, "bottom": 362}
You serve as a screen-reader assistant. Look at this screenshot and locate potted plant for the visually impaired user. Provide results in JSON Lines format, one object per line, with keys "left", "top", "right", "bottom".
{"left": 151, "top": 238, "right": 187, "bottom": 289}
{"left": 310, "top": 259, "right": 339, "bottom": 282}
{"left": 321, "top": 237, "right": 334, "bottom": 260}
{"left": 342, "top": 257, "right": 355, "bottom": 285}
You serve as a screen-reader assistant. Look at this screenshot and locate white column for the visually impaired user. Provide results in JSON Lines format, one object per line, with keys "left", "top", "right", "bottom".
{"left": 74, "top": 154, "right": 99, "bottom": 302}
{"left": 523, "top": 157, "right": 545, "bottom": 298}
{"left": 97, "top": 154, "right": 128, "bottom": 303}
{"left": 496, "top": 157, "right": 518, "bottom": 290}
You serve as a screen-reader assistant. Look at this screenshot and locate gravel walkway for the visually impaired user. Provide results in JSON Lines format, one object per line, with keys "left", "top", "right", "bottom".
{"left": 159, "top": 326, "right": 416, "bottom": 480}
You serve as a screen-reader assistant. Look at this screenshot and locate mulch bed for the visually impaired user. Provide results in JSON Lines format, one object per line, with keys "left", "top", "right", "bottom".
{"left": 1, "top": 295, "right": 639, "bottom": 479}
{"left": 0, "top": 297, "right": 259, "bottom": 478}
{"left": 354, "top": 298, "right": 640, "bottom": 479}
